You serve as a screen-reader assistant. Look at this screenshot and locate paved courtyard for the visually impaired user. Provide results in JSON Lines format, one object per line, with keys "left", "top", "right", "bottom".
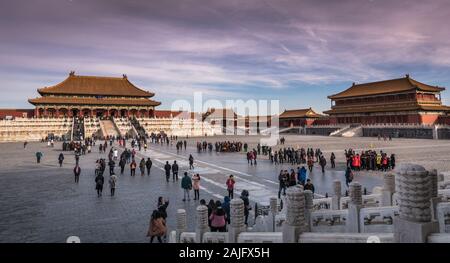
{"left": 1, "top": 134, "right": 450, "bottom": 242}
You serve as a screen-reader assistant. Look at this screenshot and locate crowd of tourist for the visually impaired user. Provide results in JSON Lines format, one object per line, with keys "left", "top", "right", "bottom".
{"left": 345, "top": 148, "right": 396, "bottom": 171}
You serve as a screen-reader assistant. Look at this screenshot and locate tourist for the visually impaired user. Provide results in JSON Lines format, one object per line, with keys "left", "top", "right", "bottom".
{"left": 226, "top": 175, "right": 235, "bottom": 199}
{"left": 222, "top": 196, "right": 231, "bottom": 224}
{"left": 319, "top": 155, "right": 327, "bottom": 173}
{"left": 188, "top": 154, "right": 194, "bottom": 169}
{"left": 192, "top": 173, "right": 200, "bottom": 200}
{"left": 297, "top": 166, "right": 307, "bottom": 185}
{"left": 58, "top": 153, "right": 64, "bottom": 167}
{"left": 23, "top": 141, "right": 28, "bottom": 149}
{"left": 139, "top": 158, "right": 146, "bottom": 176}
{"left": 172, "top": 161, "right": 179, "bottom": 182}
{"left": 207, "top": 199, "right": 216, "bottom": 226}
{"left": 307, "top": 155, "right": 314, "bottom": 173}
{"left": 240, "top": 190, "right": 250, "bottom": 225}
{"left": 278, "top": 170, "right": 287, "bottom": 198}
{"left": 130, "top": 159, "right": 137, "bottom": 176}
{"left": 95, "top": 172, "right": 104, "bottom": 197}
{"left": 345, "top": 166, "right": 354, "bottom": 187}
{"left": 36, "top": 151, "right": 43, "bottom": 163}
{"left": 390, "top": 154, "right": 396, "bottom": 170}
{"left": 109, "top": 173, "right": 117, "bottom": 196}
{"left": 304, "top": 179, "right": 315, "bottom": 194}
{"left": 289, "top": 169, "right": 296, "bottom": 186}
{"left": 164, "top": 161, "right": 171, "bottom": 182}
{"left": 147, "top": 210, "right": 166, "bottom": 243}
{"left": 73, "top": 164, "right": 81, "bottom": 183}
{"left": 145, "top": 158, "right": 152, "bottom": 176}
{"left": 330, "top": 152, "right": 336, "bottom": 168}
{"left": 75, "top": 151, "right": 80, "bottom": 165}
{"left": 181, "top": 172, "right": 192, "bottom": 201}
{"left": 210, "top": 205, "right": 227, "bottom": 232}
{"left": 119, "top": 157, "right": 126, "bottom": 175}
{"left": 157, "top": 197, "right": 169, "bottom": 220}
{"left": 108, "top": 158, "right": 115, "bottom": 175}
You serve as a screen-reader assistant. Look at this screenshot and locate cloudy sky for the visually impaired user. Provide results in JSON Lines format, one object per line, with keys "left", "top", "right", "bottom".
{"left": 1, "top": 0, "right": 450, "bottom": 113}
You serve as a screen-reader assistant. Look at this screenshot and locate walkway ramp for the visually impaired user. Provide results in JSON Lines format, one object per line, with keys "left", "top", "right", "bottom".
{"left": 100, "top": 120, "right": 120, "bottom": 138}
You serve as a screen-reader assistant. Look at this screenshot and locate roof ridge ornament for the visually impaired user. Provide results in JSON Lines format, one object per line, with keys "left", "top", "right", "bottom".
{"left": 69, "top": 71, "right": 75, "bottom": 76}
{"left": 123, "top": 74, "right": 127, "bottom": 79}
{"left": 406, "top": 74, "right": 410, "bottom": 78}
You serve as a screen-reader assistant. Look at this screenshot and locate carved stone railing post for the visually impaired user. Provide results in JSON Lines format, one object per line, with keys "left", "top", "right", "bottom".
{"left": 332, "top": 180, "right": 341, "bottom": 210}
{"left": 176, "top": 209, "right": 187, "bottom": 243}
{"left": 228, "top": 199, "right": 246, "bottom": 242}
{"left": 393, "top": 164, "right": 439, "bottom": 243}
{"left": 282, "top": 187, "right": 306, "bottom": 243}
{"left": 381, "top": 173, "right": 395, "bottom": 206}
{"left": 346, "top": 181, "right": 362, "bottom": 233}
{"left": 429, "top": 169, "right": 440, "bottom": 221}
{"left": 270, "top": 197, "right": 278, "bottom": 232}
{"left": 304, "top": 190, "right": 314, "bottom": 232}
{"left": 195, "top": 205, "right": 209, "bottom": 243}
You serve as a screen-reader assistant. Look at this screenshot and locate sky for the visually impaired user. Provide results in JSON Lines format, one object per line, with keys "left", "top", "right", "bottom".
{"left": 1, "top": 0, "right": 450, "bottom": 114}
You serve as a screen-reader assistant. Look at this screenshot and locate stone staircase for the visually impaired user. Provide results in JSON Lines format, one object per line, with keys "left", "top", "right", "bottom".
{"left": 100, "top": 119, "right": 120, "bottom": 138}
{"left": 330, "top": 125, "right": 362, "bottom": 137}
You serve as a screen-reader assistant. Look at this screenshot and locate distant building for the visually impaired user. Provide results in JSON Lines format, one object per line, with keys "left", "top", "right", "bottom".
{"left": 279, "top": 108, "right": 323, "bottom": 127}
{"left": 0, "top": 109, "right": 34, "bottom": 119}
{"left": 324, "top": 75, "right": 450, "bottom": 125}
{"left": 28, "top": 71, "right": 160, "bottom": 118}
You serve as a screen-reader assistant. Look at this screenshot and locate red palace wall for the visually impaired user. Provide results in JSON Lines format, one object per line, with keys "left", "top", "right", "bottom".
{"left": 419, "top": 114, "right": 440, "bottom": 125}
{"left": 0, "top": 109, "right": 34, "bottom": 119}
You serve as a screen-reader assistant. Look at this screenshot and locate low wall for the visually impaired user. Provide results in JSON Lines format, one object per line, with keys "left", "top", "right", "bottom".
{"left": 305, "top": 127, "right": 341, "bottom": 136}
{"left": 362, "top": 127, "right": 433, "bottom": 139}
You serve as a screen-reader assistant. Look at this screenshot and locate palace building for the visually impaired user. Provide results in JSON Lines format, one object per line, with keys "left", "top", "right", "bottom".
{"left": 28, "top": 71, "right": 160, "bottom": 118}
{"left": 279, "top": 108, "right": 323, "bottom": 127}
{"left": 324, "top": 75, "right": 450, "bottom": 125}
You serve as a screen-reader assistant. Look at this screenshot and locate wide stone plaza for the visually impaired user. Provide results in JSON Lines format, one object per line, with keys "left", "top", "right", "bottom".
{"left": 1, "top": 134, "right": 450, "bottom": 243}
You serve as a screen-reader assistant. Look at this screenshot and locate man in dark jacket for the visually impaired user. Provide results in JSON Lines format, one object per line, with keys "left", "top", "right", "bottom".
{"left": 164, "top": 161, "right": 171, "bottom": 182}
{"left": 58, "top": 153, "right": 64, "bottom": 167}
{"left": 145, "top": 158, "right": 152, "bottom": 176}
{"left": 73, "top": 164, "right": 81, "bottom": 183}
{"left": 172, "top": 161, "right": 179, "bottom": 182}
{"left": 36, "top": 151, "right": 43, "bottom": 163}
{"left": 181, "top": 172, "right": 192, "bottom": 201}
{"left": 108, "top": 159, "right": 115, "bottom": 175}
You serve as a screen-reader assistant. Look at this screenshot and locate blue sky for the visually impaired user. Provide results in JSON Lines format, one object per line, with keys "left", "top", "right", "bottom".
{"left": 1, "top": 0, "right": 450, "bottom": 113}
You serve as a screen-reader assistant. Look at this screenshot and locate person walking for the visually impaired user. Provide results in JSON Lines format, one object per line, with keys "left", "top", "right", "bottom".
{"left": 58, "top": 153, "right": 64, "bottom": 167}
{"left": 119, "top": 157, "right": 126, "bottom": 175}
{"left": 172, "top": 161, "right": 179, "bottom": 182}
{"left": 95, "top": 173, "right": 104, "bottom": 197}
{"left": 192, "top": 173, "right": 200, "bottom": 200}
{"left": 36, "top": 151, "right": 43, "bottom": 163}
{"left": 164, "top": 161, "right": 171, "bottom": 182}
{"left": 188, "top": 154, "right": 194, "bottom": 170}
{"left": 181, "top": 172, "right": 192, "bottom": 201}
{"left": 226, "top": 175, "right": 235, "bottom": 199}
{"left": 109, "top": 173, "right": 117, "bottom": 196}
{"left": 345, "top": 166, "right": 354, "bottom": 187}
{"left": 298, "top": 166, "right": 307, "bottom": 186}
{"left": 157, "top": 197, "right": 170, "bottom": 220}
{"left": 330, "top": 152, "right": 336, "bottom": 168}
{"left": 307, "top": 156, "right": 314, "bottom": 173}
{"left": 108, "top": 159, "right": 115, "bottom": 175}
{"left": 278, "top": 170, "right": 287, "bottom": 198}
{"left": 73, "top": 164, "right": 81, "bottom": 183}
{"left": 240, "top": 190, "right": 250, "bottom": 225}
{"left": 145, "top": 158, "right": 152, "bottom": 176}
{"left": 139, "top": 158, "right": 146, "bottom": 176}
{"left": 319, "top": 155, "right": 327, "bottom": 173}
{"left": 130, "top": 159, "right": 137, "bottom": 176}
{"left": 147, "top": 210, "right": 166, "bottom": 243}
{"left": 222, "top": 196, "right": 231, "bottom": 224}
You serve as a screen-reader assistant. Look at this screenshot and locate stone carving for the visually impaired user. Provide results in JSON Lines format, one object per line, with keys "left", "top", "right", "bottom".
{"left": 349, "top": 182, "right": 363, "bottom": 206}
{"left": 285, "top": 187, "right": 306, "bottom": 226}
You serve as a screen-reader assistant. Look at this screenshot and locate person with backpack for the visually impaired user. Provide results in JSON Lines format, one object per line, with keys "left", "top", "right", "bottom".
{"left": 210, "top": 205, "right": 227, "bottom": 232}
{"left": 108, "top": 158, "right": 115, "bottom": 175}
{"left": 226, "top": 175, "right": 235, "bottom": 199}
{"left": 278, "top": 170, "right": 287, "bottom": 199}
{"left": 109, "top": 173, "right": 117, "bottom": 196}
{"left": 119, "top": 157, "right": 126, "bottom": 175}
{"left": 192, "top": 173, "right": 201, "bottom": 200}
{"left": 139, "top": 158, "right": 146, "bottom": 176}
{"left": 181, "top": 172, "right": 192, "bottom": 201}
{"left": 147, "top": 210, "right": 166, "bottom": 243}
{"left": 164, "top": 161, "right": 171, "bottom": 182}
{"left": 130, "top": 159, "right": 137, "bottom": 176}
{"left": 319, "top": 155, "right": 327, "bottom": 173}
